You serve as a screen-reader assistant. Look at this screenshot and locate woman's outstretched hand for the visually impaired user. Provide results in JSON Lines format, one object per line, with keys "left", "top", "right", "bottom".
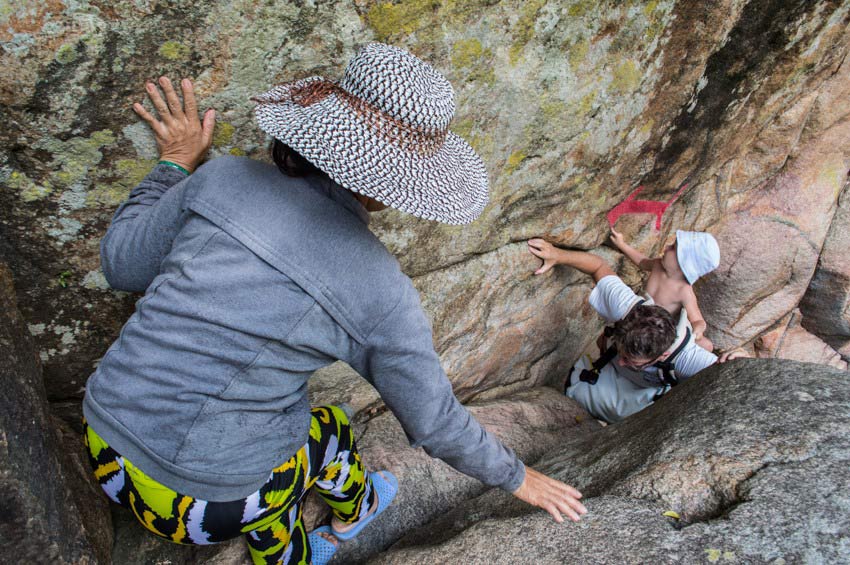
{"left": 512, "top": 466, "right": 587, "bottom": 523}
{"left": 717, "top": 348, "right": 749, "bottom": 363}
{"left": 133, "top": 76, "right": 215, "bottom": 173}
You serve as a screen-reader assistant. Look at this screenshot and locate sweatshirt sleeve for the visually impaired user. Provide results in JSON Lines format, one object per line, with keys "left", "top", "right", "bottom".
{"left": 100, "top": 163, "right": 192, "bottom": 292}
{"left": 359, "top": 280, "right": 526, "bottom": 493}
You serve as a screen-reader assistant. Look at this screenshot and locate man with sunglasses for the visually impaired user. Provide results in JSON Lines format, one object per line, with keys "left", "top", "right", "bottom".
{"left": 527, "top": 239, "right": 747, "bottom": 423}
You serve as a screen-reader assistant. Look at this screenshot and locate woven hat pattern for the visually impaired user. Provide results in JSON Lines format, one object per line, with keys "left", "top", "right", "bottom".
{"left": 340, "top": 43, "right": 455, "bottom": 133}
{"left": 253, "top": 43, "right": 489, "bottom": 225}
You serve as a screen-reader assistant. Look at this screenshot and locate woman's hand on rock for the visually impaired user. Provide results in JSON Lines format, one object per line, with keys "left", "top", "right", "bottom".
{"left": 133, "top": 76, "right": 215, "bottom": 173}
{"left": 512, "top": 466, "right": 587, "bottom": 523}
{"left": 717, "top": 348, "right": 749, "bottom": 363}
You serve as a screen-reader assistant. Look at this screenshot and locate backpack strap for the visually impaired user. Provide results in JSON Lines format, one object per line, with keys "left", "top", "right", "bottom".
{"left": 574, "top": 298, "right": 648, "bottom": 387}
{"left": 652, "top": 326, "right": 692, "bottom": 387}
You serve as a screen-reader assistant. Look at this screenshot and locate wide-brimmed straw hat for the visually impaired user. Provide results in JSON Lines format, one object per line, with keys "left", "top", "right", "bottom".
{"left": 676, "top": 230, "right": 720, "bottom": 284}
{"left": 252, "top": 43, "right": 489, "bottom": 225}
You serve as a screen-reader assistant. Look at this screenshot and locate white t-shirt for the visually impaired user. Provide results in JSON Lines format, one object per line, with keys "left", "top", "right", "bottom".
{"left": 588, "top": 275, "right": 717, "bottom": 387}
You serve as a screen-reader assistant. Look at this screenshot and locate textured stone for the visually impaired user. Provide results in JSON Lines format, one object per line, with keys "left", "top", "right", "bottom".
{"left": 0, "top": 263, "right": 107, "bottom": 564}
{"left": 755, "top": 309, "right": 847, "bottom": 370}
{"left": 3, "top": 2, "right": 850, "bottom": 562}
{"left": 331, "top": 386, "right": 599, "bottom": 563}
{"left": 373, "top": 359, "right": 850, "bottom": 564}
{"left": 308, "top": 361, "right": 382, "bottom": 422}
{"left": 698, "top": 67, "right": 850, "bottom": 349}
{"left": 801, "top": 182, "right": 850, "bottom": 361}
{"left": 1, "top": 1, "right": 848, "bottom": 406}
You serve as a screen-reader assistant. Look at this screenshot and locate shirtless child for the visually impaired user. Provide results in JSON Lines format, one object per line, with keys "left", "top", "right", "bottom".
{"left": 610, "top": 228, "right": 719, "bottom": 352}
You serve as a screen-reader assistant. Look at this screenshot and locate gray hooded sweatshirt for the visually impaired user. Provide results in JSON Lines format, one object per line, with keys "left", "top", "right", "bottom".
{"left": 83, "top": 156, "right": 525, "bottom": 501}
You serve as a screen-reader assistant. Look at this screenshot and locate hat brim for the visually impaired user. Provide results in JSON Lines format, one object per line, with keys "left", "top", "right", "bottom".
{"left": 675, "top": 230, "right": 699, "bottom": 284}
{"left": 253, "top": 81, "right": 489, "bottom": 225}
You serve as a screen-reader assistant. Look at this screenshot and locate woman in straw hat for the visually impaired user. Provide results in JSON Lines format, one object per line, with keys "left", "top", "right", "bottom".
{"left": 82, "top": 43, "right": 585, "bottom": 564}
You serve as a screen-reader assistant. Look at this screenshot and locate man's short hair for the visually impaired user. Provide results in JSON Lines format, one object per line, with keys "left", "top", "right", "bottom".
{"left": 611, "top": 304, "right": 676, "bottom": 361}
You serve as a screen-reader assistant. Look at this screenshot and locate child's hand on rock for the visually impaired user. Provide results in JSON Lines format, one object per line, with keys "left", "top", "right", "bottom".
{"left": 528, "top": 239, "right": 558, "bottom": 275}
{"left": 610, "top": 227, "right": 626, "bottom": 248}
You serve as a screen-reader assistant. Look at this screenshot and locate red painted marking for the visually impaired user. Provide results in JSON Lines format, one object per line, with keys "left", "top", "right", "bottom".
{"left": 607, "top": 183, "right": 688, "bottom": 230}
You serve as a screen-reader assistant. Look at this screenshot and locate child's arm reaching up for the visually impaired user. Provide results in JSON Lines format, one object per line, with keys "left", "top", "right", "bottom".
{"left": 610, "top": 227, "right": 656, "bottom": 271}
{"left": 682, "top": 287, "right": 708, "bottom": 341}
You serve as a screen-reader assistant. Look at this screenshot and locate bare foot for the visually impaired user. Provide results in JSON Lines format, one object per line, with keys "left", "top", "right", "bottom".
{"left": 331, "top": 471, "right": 384, "bottom": 535}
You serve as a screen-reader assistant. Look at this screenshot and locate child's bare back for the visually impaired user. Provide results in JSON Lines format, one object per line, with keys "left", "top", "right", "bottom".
{"left": 610, "top": 228, "right": 720, "bottom": 352}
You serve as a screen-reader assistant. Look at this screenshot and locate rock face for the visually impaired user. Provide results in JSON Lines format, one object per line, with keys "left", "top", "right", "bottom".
{"left": 332, "top": 387, "right": 598, "bottom": 563}
{"left": 2, "top": 1, "right": 849, "bottom": 403}
{"left": 0, "top": 263, "right": 110, "bottom": 564}
{"left": 3, "top": 1, "right": 850, "bottom": 562}
{"left": 372, "top": 359, "right": 850, "bottom": 564}
{"left": 801, "top": 182, "right": 850, "bottom": 361}
{"left": 755, "top": 309, "right": 848, "bottom": 370}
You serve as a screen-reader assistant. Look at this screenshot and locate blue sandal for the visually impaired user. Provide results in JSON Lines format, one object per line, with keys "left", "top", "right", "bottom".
{"left": 308, "top": 525, "right": 338, "bottom": 565}
{"left": 332, "top": 470, "right": 398, "bottom": 541}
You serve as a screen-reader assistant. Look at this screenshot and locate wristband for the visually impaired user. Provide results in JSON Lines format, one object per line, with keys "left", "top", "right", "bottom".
{"left": 158, "top": 160, "right": 190, "bottom": 175}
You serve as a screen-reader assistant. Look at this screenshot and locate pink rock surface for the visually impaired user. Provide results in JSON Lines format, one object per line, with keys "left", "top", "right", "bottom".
{"left": 755, "top": 310, "right": 847, "bottom": 370}
{"left": 800, "top": 183, "right": 850, "bottom": 360}
{"left": 698, "top": 68, "right": 850, "bottom": 350}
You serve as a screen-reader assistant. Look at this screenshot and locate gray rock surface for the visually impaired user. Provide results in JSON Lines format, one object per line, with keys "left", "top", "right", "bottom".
{"left": 3, "top": 0, "right": 850, "bottom": 403}
{"left": 755, "top": 309, "right": 847, "bottom": 370}
{"left": 332, "top": 387, "right": 598, "bottom": 564}
{"left": 801, "top": 181, "right": 850, "bottom": 361}
{"left": 0, "top": 263, "right": 109, "bottom": 564}
{"left": 2, "top": 1, "right": 850, "bottom": 562}
{"left": 373, "top": 359, "right": 850, "bottom": 564}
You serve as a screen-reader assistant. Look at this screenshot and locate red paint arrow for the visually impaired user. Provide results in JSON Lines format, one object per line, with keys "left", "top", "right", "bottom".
{"left": 607, "top": 182, "right": 688, "bottom": 230}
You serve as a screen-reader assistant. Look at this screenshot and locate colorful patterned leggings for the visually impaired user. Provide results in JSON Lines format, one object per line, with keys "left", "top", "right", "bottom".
{"left": 84, "top": 405, "right": 375, "bottom": 564}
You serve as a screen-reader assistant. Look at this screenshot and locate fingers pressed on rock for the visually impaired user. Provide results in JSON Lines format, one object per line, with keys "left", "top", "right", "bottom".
{"left": 564, "top": 484, "right": 582, "bottom": 499}
{"left": 546, "top": 504, "right": 564, "bottom": 523}
{"left": 181, "top": 79, "right": 198, "bottom": 119}
{"left": 133, "top": 103, "right": 166, "bottom": 136}
{"left": 147, "top": 82, "right": 172, "bottom": 122}
{"left": 201, "top": 109, "right": 216, "bottom": 146}
{"left": 159, "top": 77, "right": 184, "bottom": 118}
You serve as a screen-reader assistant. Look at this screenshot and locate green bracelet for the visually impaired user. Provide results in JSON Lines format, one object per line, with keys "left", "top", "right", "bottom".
{"left": 158, "top": 160, "right": 190, "bottom": 175}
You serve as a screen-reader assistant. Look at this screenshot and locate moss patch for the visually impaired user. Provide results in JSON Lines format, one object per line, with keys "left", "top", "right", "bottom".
{"left": 505, "top": 150, "right": 527, "bottom": 175}
{"left": 451, "top": 117, "right": 475, "bottom": 139}
{"left": 450, "top": 38, "right": 495, "bottom": 83}
{"left": 567, "top": 0, "right": 595, "bottom": 17}
{"left": 643, "top": 0, "right": 659, "bottom": 16}
{"left": 509, "top": 0, "right": 546, "bottom": 65}
{"left": 212, "top": 122, "right": 235, "bottom": 147}
{"left": 568, "top": 39, "right": 589, "bottom": 69}
{"left": 55, "top": 43, "right": 78, "bottom": 64}
{"left": 609, "top": 60, "right": 641, "bottom": 94}
{"left": 7, "top": 170, "right": 53, "bottom": 202}
{"left": 42, "top": 129, "right": 116, "bottom": 190}
{"left": 451, "top": 38, "right": 483, "bottom": 68}
{"left": 158, "top": 40, "right": 190, "bottom": 61}
{"left": 88, "top": 158, "right": 157, "bottom": 207}
{"left": 365, "top": 0, "right": 441, "bottom": 42}
{"left": 578, "top": 90, "right": 597, "bottom": 115}
{"left": 540, "top": 99, "right": 568, "bottom": 121}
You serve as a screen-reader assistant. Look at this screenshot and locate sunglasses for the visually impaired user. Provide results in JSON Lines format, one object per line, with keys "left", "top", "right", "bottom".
{"left": 619, "top": 353, "right": 658, "bottom": 370}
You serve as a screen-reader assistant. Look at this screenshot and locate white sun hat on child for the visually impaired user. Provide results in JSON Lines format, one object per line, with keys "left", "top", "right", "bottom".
{"left": 251, "top": 43, "right": 489, "bottom": 225}
{"left": 676, "top": 230, "right": 720, "bottom": 284}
